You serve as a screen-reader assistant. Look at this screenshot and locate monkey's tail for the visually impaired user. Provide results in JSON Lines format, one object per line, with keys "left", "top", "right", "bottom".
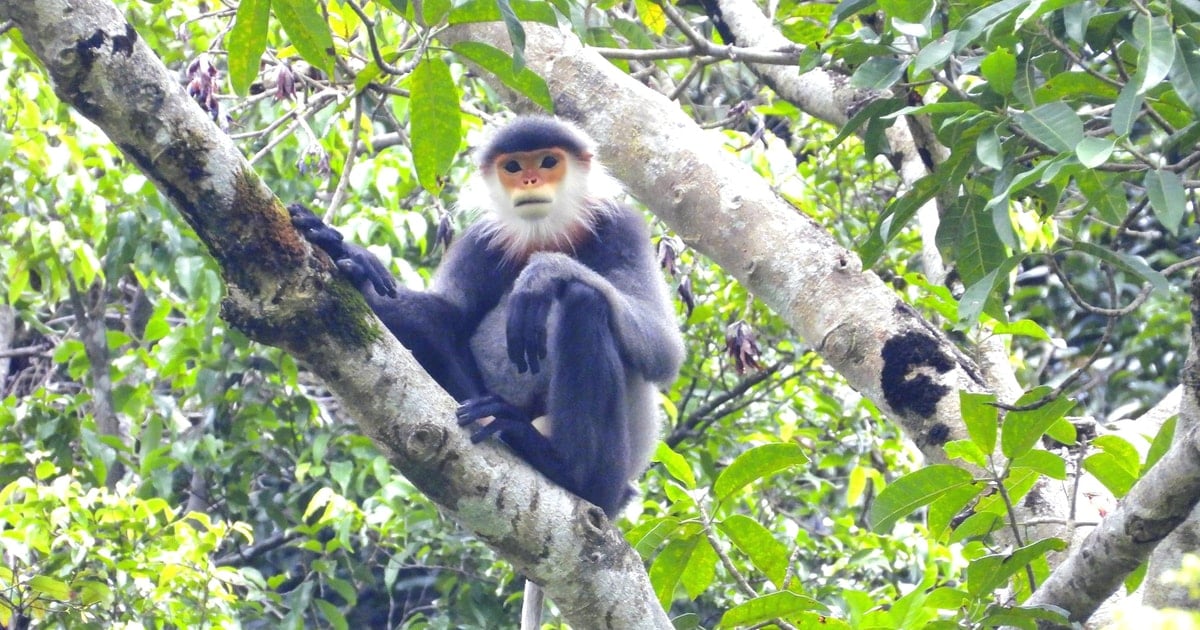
{"left": 520, "top": 580, "right": 544, "bottom": 630}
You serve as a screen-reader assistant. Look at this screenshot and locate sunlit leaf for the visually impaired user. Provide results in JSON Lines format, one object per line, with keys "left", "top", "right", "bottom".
{"left": 718, "top": 515, "right": 789, "bottom": 588}
{"left": 410, "top": 56, "right": 462, "bottom": 193}
{"left": 274, "top": 0, "right": 335, "bottom": 77}
{"left": 1000, "top": 390, "right": 1074, "bottom": 459}
{"left": 720, "top": 592, "right": 830, "bottom": 627}
{"left": 869, "top": 465, "right": 978, "bottom": 532}
{"left": 1144, "top": 168, "right": 1186, "bottom": 234}
{"left": 1013, "top": 102, "right": 1083, "bottom": 152}
{"left": 450, "top": 42, "right": 553, "bottom": 111}
{"left": 1133, "top": 14, "right": 1175, "bottom": 95}
{"left": 712, "top": 443, "right": 808, "bottom": 501}
{"left": 228, "top": 0, "right": 270, "bottom": 95}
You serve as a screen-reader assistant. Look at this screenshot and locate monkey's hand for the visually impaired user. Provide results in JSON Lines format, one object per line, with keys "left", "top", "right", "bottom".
{"left": 289, "top": 203, "right": 346, "bottom": 256}
{"left": 289, "top": 203, "right": 398, "bottom": 298}
{"left": 505, "top": 285, "right": 555, "bottom": 375}
{"left": 456, "top": 394, "right": 532, "bottom": 443}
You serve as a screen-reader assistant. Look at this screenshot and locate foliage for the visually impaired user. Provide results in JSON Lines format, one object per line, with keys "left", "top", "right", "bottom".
{"left": 2, "top": 0, "right": 1199, "bottom": 628}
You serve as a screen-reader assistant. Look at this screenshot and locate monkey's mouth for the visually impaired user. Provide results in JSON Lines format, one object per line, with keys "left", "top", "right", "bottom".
{"left": 514, "top": 197, "right": 553, "bottom": 207}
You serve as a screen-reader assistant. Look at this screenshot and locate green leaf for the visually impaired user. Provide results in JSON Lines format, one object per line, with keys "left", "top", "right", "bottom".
{"left": 449, "top": 0, "right": 558, "bottom": 25}
{"left": 720, "top": 592, "right": 827, "bottom": 627}
{"left": 1144, "top": 416, "right": 1176, "bottom": 474}
{"left": 680, "top": 537, "right": 717, "bottom": 600}
{"left": 1034, "top": 71, "right": 1120, "bottom": 103}
{"left": 976, "top": 125, "right": 1003, "bottom": 169}
{"left": 1144, "top": 168, "right": 1186, "bottom": 234}
{"left": 859, "top": 172, "right": 940, "bottom": 267}
{"left": 1170, "top": 39, "right": 1200, "bottom": 114}
{"left": 1000, "top": 390, "right": 1074, "bottom": 459}
{"left": 949, "top": 511, "right": 1003, "bottom": 543}
{"left": 274, "top": 0, "right": 335, "bottom": 77}
{"left": 832, "top": 0, "right": 877, "bottom": 27}
{"left": 948, "top": 193, "right": 1007, "bottom": 286}
{"left": 718, "top": 515, "right": 790, "bottom": 588}
{"left": 981, "top": 47, "right": 1016, "bottom": 96}
{"left": 961, "top": 392, "right": 998, "bottom": 456}
{"left": 966, "top": 538, "right": 1066, "bottom": 597}
{"left": 1083, "top": 452, "right": 1138, "bottom": 497}
{"left": 653, "top": 442, "right": 696, "bottom": 489}
{"left": 944, "top": 439, "right": 987, "bottom": 468}
{"left": 315, "top": 599, "right": 349, "bottom": 630}
{"left": 228, "top": 0, "right": 270, "bottom": 96}
{"left": 958, "top": 254, "right": 1024, "bottom": 326}
{"left": 850, "top": 57, "right": 906, "bottom": 90}
{"left": 1091, "top": 435, "right": 1141, "bottom": 478}
{"left": 879, "top": 0, "right": 930, "bottom": 23}
{"left": 1013, "top": 102, "right": 1083, "bottom": 152}
{"left": 991, "top": 319, "right": 1051, "bottom": 341}
{"left": 1010, "top": 449, "right": 1067, "bottom": 480}
{"left": 450, "top": 42, "right": 553, "bottom": 112}
{"left": 1068, "top": 241, "right": 1169, "bottom": 293}
{"left": 1076, "top": 169, "right": 1127, "bottom": 224}
{"left": 29, "top": 575, "right": 70, "bottom": 601}
{"left": 410, "top": 56, "right": 462, "bottom": 193}
{"left": 927, "top": 481, "right": 985, "bottom": 539}
{"left": 953, "top": 0, "right": 1028, "bottom": 51}
{"left": 1133, "top": 14, "right": 1175, "bottom": 95}
{"left": 496, "top": 0, "right": 527, "bottom": 73}
{"left": 1074, "top": 137, "right": 1114, "bottom": 168}
{"left": 649, "top": 535, "right": 700, "bottom": 607}
{"left": 832, "top": 98, "right": 905, "bottom": 148}
{"left": 1045, "top": 417, "right": 1077, "bottom": 446}
{"left": 712, "top": 443, "right": 808, "bottom": 501}
{"left": 74, "top": 580, "right": 112, "bottom": 606}
{"left": 868, "top": 465, "right": 977, "bottom": 532}
{"left": 911, "top": 33, "right": 955, "bottom": 77}
{"left": 1112, "top": 81, "right": 1143, "bottom": 137}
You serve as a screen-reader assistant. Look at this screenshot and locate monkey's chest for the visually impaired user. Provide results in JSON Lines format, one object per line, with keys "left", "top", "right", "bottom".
{"left": 469, "top": 292, "right": 557, "bottom": 413}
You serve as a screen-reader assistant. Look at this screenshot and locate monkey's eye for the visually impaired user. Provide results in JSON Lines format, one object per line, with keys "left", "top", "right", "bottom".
{"left": 503, "top": 160, "right": 522, "bottom": 174}
{"left": 540, "top": 155, "right": 559, "bottom": 169}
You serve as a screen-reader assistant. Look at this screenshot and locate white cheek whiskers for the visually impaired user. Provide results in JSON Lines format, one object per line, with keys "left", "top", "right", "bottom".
{"left": 456, "top": 158, "right": 625, "bottom": 260}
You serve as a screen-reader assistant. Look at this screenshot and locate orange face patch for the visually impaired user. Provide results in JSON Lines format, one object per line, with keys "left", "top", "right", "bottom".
{"left": 492, "top": 148, "right": 571, "bottom": 195}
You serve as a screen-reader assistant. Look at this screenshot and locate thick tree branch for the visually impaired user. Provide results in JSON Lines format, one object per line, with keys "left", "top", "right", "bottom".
{"left": 1025, "top": 273, "right": 1200, "bottom": 623}
{"left": 0, "top": 2, "right": 668, "bottom": 628}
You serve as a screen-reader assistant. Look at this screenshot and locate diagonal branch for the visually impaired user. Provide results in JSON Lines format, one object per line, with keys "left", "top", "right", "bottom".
{"left": 0, "top": 2, "right": 668, "bottom": 627}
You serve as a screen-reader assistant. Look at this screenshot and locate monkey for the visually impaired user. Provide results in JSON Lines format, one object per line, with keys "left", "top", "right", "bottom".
{"left": 289, "top": 115, "right": 685, "bottom": 519}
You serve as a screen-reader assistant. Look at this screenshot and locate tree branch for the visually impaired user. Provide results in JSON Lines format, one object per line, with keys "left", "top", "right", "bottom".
{"left": 0, "top": 2, "right": 668, "bottom": 628}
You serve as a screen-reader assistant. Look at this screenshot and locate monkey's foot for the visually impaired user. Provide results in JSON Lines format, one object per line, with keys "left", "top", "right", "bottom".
{"left": 457, "top": 394, "right": 532, "bottom": 442}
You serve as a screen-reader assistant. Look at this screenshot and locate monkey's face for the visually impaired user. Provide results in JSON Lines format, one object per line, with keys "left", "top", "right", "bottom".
{"left": 491, "top": 148, "right": 583, "bottom": 220}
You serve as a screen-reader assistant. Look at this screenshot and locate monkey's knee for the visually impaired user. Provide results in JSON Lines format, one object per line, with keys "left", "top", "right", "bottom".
{"left": 559, "top": 282, "right": 607, "bottom": 316}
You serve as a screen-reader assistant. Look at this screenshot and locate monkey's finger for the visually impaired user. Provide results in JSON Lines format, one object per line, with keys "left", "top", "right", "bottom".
{"left": 365, "top": 256, "right": 397, "bottom": 297}
{"left": 522, "top": 297, "right": 550, "bottom": 375}
{"left": 531, "top": 297, "right": 551, "bottom": 361}
{"left": 506, "top": 296, "right": 531, "bottom": 373}
{"left": 457, "top": 394, "right": 510, "bottom": 425}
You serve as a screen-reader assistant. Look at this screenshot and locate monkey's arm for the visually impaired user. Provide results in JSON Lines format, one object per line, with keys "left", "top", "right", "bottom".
{"left": 289, "top": 204, "right": 501, "bottom": 401}
{"left": 507, "top": 208, "right": 684, "bottom": 385}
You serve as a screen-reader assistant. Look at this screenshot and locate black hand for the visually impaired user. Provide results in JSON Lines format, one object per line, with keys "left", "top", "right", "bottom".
{"left": 336, "top": 252, "right": 397, "bottom": 298}
{"left": 288, "top": 203, "right": 346, "bottom": 258}
{"left": 506, "top": 287, "right": 554, "bottom": 374}
{"left": 457, "top": 394, "right": 532, "bottom": 442}
{"left": 289, "top": 203, "right": 396, "bottom": 298}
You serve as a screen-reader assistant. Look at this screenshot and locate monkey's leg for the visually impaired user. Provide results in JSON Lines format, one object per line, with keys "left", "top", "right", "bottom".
{"left": 480, "top": 283, "right": 631, "bottom": 516}
{"left": 546, "top": 282, "right": 631, "bottom": 516}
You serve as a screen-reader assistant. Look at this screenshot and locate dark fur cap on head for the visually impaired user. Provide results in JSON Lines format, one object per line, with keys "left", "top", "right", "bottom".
{"left": 478, "top": 116, "right": 592, "bottom": 169}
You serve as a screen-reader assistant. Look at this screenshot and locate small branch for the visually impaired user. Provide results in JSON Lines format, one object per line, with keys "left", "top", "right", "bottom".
{"left": 0, "top": 344, "right": 49, "bottom": 358}
{"left": 327, "top": 95, "right": 363, "bottom": 216}
{"left": 213, "top": 531, "right": 304, "bottom": 567}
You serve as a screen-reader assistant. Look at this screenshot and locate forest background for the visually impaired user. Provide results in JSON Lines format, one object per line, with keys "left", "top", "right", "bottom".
{"left": 3, "top": 0, "right": 1200, "bottom": 628}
